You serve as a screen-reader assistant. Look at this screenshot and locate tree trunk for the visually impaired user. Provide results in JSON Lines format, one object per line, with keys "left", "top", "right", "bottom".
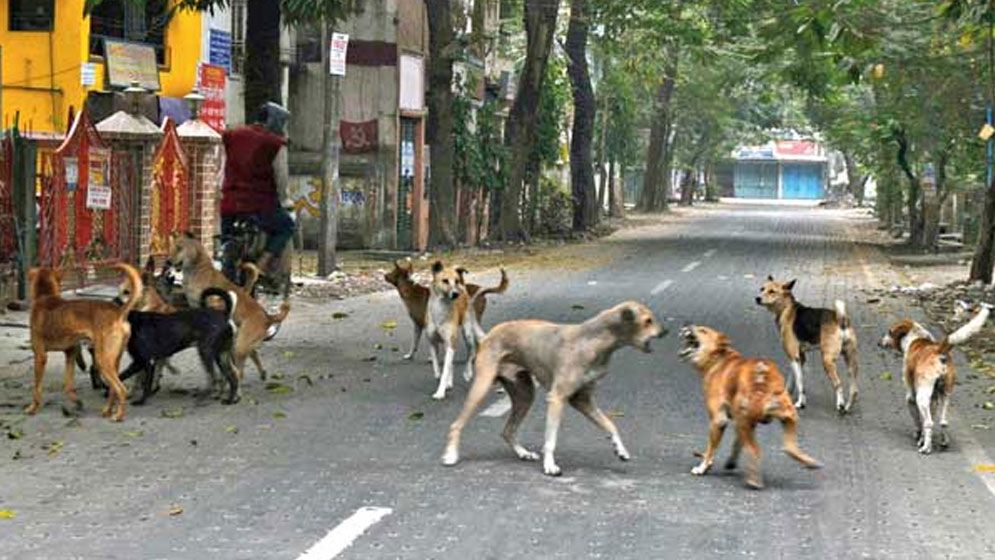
{"left": 318, "top": 24, "right": 341, "bottom": 275}
{"left": 596, "top": 94, "right": 609, "bottom": 216}
{"left": 426, "top": 0, "right": 457, "bottom": 248}
{"left": 842, "top": 151, "right": 867, "bottom": 205}
{"left": 639, "top": 50, "right": 678, "bottom": 212}
{"left": 896, "top": 131, "right": 925, "bottom": 249}
{"left": 499, "top": 0, "right": 559, "bottom": 241}
{"left": 566, "top": 0, "right": 597, "bottom": 232}
{"left": 679, "top": 168, "right": 695, "bottom": 206}
{"left": 244, "top": 0, "right": 283, "bottom": 117}
{"left": 970, "top": 176, "right": 995, "bottom": 283}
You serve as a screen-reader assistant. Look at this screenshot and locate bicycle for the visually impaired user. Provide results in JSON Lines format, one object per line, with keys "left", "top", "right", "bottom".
{"left": 214, "top": 215, "right": 294, "bottom": 299}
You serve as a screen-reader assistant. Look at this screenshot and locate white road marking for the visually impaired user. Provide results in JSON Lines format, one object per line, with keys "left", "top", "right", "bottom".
{"left": 480, "top": 395, "right": 512, "bottom": 417}
{"left": 296, "top": 507, "right": 392, "bottom": 560}
{"left": 703, "top": 249, "right": 716, "bottom": 258}
{"left": 650, "top": 279, "right": 673, "bottom": 296}
{"left": 953, "top": 420, "right": 995, "bottom": 498}
{"left": 681, "top": 261, "right": 700, "bottom": 273}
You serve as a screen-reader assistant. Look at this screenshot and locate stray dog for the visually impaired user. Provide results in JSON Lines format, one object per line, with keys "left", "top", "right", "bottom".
{"left": 878, "top": 302, "right": 992, "bottom": 454}
{"left": 756, "top": 276, "right": 859, "bottom": 412}
{"left": 384, "top": 259, "right": 508, "bottom": 359}
{"left": 679, "top": 325, "right": 821, "bottom": 489}
{"left": 113, "top": 288, "right": 240, "bottom": 405}
{"left": 425, "top": 261, "right": 507, "bottom": 400}
{"left": 442, "top": 301, "right": 665, "bottom": 476}
{"left": 169, "top": 232, "right": 289, "bottom": 381}
{"left": 27, "top": 263, "right": 141, "bottom": 421}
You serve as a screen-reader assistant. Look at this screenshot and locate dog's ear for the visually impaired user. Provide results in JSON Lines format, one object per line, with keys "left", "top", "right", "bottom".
{"left": 431, "top": 260, "right": 444, "bottom": 275}
{"left": 621, "top": 307, "right": 636, "bottom": 323}
{"left": 455, "top": 267, "right": 468, "bottom": 282}
{"left": 767, "top": 275, "right": 774, "bottom": 281}
{"left": 784, "top": 279, "right": 796, "bottom": 291}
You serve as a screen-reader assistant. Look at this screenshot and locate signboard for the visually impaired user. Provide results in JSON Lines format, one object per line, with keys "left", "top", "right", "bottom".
{"left": 735, "top": 146, "right": 775, "bottom": 160}
{"left": 198, "top": 64, "right": 227, "bottom": 132}
{"left": 209, "top": 29, "right": 232, "bottom": 74}
{"left": 329, "top": 32, "right": 349, "bottom": 76}
{"left": 89, "top": 149, "right": 109, "bottom": 188}
{"left": 774, "top": 140, "right": 819, "bottom": 157}
{"left": 65, "top": 157, "right": 79, "bottom": 192}
{"left": 80, "top": 63, "right": 96, "bottom": 87}
{"left": 340, "top": 120, "right": 378, "bottom": 154}
{"left": 103, "top": 39, "right": 161, "bottom": 91}
{"left": 399, "top": 54, "right": 425, "bottom": 111}
{"left": 86, "top": 185, "right": 112, "bottom": 210}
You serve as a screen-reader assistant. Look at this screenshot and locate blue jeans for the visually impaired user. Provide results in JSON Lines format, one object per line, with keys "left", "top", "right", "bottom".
{"left": 221, "top": 209, "right": 294, "bottom": 280}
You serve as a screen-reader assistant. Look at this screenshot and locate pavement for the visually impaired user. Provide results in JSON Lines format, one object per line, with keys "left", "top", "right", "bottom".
{"left": 2, "top": 203, "right": 995, "bottom": 559}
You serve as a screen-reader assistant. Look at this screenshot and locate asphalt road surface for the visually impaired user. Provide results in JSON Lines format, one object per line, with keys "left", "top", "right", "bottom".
{"left": 2, "top": 203, "right": 995, "bottom": 559}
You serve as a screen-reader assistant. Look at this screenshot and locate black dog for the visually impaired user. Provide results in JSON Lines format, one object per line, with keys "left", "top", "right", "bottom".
{"left": 114, "top": 288, "right": 241, "bottom": 405}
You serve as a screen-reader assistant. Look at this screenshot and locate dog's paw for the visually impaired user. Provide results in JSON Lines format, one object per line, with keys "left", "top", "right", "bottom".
{"left": 938, "top": 431, "right": 950, "bottom": 448}
{"left": 614, "top": 445, "right": 631, "bottom": 462}
{"left": 723, "top": 458, "right": 738, "bottom": 470}
{"left": 691, "top": 463, "right": 711, "bottom": 476}
{"left": 441, "top": 449, "right": 459, "bottom": 466}
{"left": 221, "top": 395, "right": 241, "bottom": 405}
{"left": 794, "top": 394, "right": 807, "bottom": 409}
{"left": 744, "top": 476, "right": 764, "bottom": 490}
{"left": 515, "top": 448, "right": 540, "bottom": 462}
{"left": 918, "top": 442, "right": 933, "bottom": 455}
{"left": 543, "top": 462, "right": 562, "bottom": 477}
{"left": 463, "top": 369, "right": 474, "bottom": 383}
{"left": 24, "top": 403, "right": 39, "bottom": 415}
{"left": 402, "top": 353, "right": 415, "bottom": 360}
{"left": 431, "top": 391, "right": 447, "bottom": 401}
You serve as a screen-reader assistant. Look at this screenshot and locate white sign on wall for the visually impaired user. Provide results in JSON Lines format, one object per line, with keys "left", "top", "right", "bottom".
{"left": 399, "top": 54, "right": 425, "bottom": 111}
{"left": 329, "top": 32, "right": 349, "bottom": 76}
{"left": 86, "top": 185, "right": 112, "bottom": 210}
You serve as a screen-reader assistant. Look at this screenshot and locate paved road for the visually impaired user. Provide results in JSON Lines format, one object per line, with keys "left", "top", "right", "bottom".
{"left": 2, "top": 204, "right": 995, "bottom": 559}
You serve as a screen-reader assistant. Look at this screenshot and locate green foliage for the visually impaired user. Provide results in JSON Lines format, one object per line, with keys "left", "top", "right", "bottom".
{"left": 85, "top": 0, "right": 362, "bottom": 24}
{"left": 536, "top": 55, "right": 570, "bottom": 169}
{"left": 453, "top": 81, "right": 507, "bottom": 197}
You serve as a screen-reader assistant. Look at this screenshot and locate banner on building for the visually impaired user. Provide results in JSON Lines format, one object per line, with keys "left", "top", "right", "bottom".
{"left": 735, "top": 146, "right": 775, "bottom": 160}
{"left": 330, "top": 32, "right": 349, "bottom": 76}
{"left": 399, "top": 55, "right": 425, "bottom": 111}
{"left": 209, "top": 29, "right": 232, "bottom": 74}
{"left": 198, "top": 64, "right": 227, "bottom": 132}
{"left": 774, "top": 140, "right": 819, "bottom": 157}
{"left": 340, "top": 120, "right": 378, "bottom": 154}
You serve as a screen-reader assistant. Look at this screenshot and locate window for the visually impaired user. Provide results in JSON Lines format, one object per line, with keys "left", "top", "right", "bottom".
{"left": 231, "top": 0, "right": 246, "bottom": 76}
{"left": 89, "top": 0, "right": 169, "bottom": 65}
{"left": 9, "top": 0, "right": 54, "bottom": 31}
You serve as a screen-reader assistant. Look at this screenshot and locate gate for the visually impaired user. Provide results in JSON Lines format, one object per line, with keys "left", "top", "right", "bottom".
{"left": 38, "top": 109, "right": 136, "bottom": 285}
{"left": 0, "top": 133, "right": 15, "bottom": 268}
{"left": 149, "top": 118, "right": 189, "bottom": 258}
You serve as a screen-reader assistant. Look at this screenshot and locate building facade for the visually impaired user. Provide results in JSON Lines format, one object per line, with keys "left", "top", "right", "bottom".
{"left": 732, "top": 140, "right": 827, "bottom": 200}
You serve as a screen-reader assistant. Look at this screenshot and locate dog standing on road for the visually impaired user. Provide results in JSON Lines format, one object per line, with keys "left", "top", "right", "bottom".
{"left": 27, "top": 263, "right": 141, "bottom": 421}
{"left": 384, "top": 259, "right": 507, "bottom": 360}
{"left": 425, "top": 261, "right": 507, "bottom": 400}
{"left": 756, "top": 277, "right": 859, "bottom": 412}
{"left": 679, "top": 325, "right": 821, "bottom": 489}
{"left": 879, "top": 302, "right": 992, "bottom": 454}
{"left": 442, "top": 301, "right": 665, "bottom": 476}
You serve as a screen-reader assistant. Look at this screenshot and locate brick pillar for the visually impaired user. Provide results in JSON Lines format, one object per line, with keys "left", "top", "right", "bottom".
{"left": 96, "top": 111, "right": 163, "bottom": 265}
{"left": 177, "top": 120, "right": 222, "bottom": 256}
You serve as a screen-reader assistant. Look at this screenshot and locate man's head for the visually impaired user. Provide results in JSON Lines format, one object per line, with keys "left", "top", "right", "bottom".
{"left": 253, "top": 102, "right": 290, "bottom": 136}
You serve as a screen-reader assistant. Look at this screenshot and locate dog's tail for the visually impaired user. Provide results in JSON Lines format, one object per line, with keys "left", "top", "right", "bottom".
{"left": 199, "top": 287, "right": 238, "bottom": 319}
{"left": 472, "top": 268, "right": 509, "bottom": 304}
{"left": 834, "top": 300, "right": 851, "bottom": 331}
{"left": 263, "top": 300, "right": 291, "bottom": 341}
{"left": 940, "top": 303, "right": 993, "bottom": 352}
{"left": 113, "top": 263, "right": 143, "bottom": 316}
{"left": 240, "top": 262, "right": 260, "bottom": 293}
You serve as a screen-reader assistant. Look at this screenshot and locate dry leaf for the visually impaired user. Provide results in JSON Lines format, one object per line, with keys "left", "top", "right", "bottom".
{"left": 297, "top": 374, "right": 314, "bottom": 387}
{"left": 408, "top": 411, "right": 424, "bottom": 421}
{"left": 974, "top": 464, "right": 995, "bottom": 473}
{"left": 273, "top": 411, "right": 287, "bottom": 419}
{"left": 879, "top": 372, "right": 893, "bottom": 381}
{"left": 225, "top": 425, "right": 239, "bottom": 434}
{"left": 283, "top": 351, "right": 295, "bottom": 359}
{"left": 571, "top": 304, "right": 585, "bottom": 310}
{"left": 265, "top": 382, "right": 293, "bottom": 395}
{"left": 332, "top": 312, "right": 349, "bottom": 320}
{"left": 168, "top": 506, "right": 184, "bottom": 516}
{"left": 161, "top": 408, "right": 185, "bottom": 419}
{"left": 380, "top": 320, "right": 398, "bottom": 330}
{"left": 607, "top": 410, "right": 625, "bottom": 418}
{"left": 0, "top": 509, "right": 15, "bottom": 520}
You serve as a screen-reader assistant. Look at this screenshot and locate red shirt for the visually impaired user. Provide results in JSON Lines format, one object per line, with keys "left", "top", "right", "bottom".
{"left": 220, "top": 125, "right": 286, "bottom": 215}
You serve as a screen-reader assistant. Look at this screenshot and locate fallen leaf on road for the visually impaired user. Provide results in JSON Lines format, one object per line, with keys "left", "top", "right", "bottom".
{"left": 743, "top": 274, "right": 755, "bottom": 279}
{"left": 983, "top": 402, "right": 994, "bottom": 410}
{"left": 6, "top": 427, "right": 23, "bottom": 440}
{"left": 974, "top": 464, "right": 995, "bottom": 473}
{"left": 408, "top": 411, "right": 424, "bottom": 421}
{"left": 63, "top": 418, "right": 82, "bottom": 429}
{"left": 362, "top": 356, "right": 377, "bottom": 362}
{"left": 867, "top": 298, "right": 881, "bottom": 304}
{"left": 123, "top": 430, "right": 144, "bottom": 438}
{"left": 0, "top": 509, "right": 15, "bottom": 519}
{"left": 608, "top": 410, "right": 625, "bottom": 418}
{"left": 271, "top": 372, "right": 285, "bottom": 380}
{"left": 283, "top": 351, "right": 295, "bottom": 359}
{"left": 879, "top": 372, "right": 893, "bottom": 381}
{"left": 42, "top": 441, "right": 63, "bottom": 457}
{"left": 571, "top": 304, "right": 585, "bottom": 310}
{"left": 224, "top": 425, "right": 239, "bottom": 434}
{"left": 168, "top": 506, "right": 184, "bottom": 516}
{"left": 971, "top": 424, "right": 991, "bottom": 430}
{"left": 265, "top": 382, "right": 293, "bottom": 395}
{"left": 332, "top": 312, "right": 349, "bottom": 320}
{"left": 297, "top": 374, "right": 314, "bottom": 387}
{"left": 161, "top": 408, "right": 185, "bottom": 419}
{"left": 374, "top": 343, "right": 383, "bottom": 350}
{"left": 273, "top": 411, "right": 287, "bottom": 419}
{"left": 380, "top": 320, "right": 398, "bottom": 330}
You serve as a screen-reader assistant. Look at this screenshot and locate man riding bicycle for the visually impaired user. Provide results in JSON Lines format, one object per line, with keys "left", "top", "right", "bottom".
{"left": 220, "top": 102, "right": 295, "bottom": 283}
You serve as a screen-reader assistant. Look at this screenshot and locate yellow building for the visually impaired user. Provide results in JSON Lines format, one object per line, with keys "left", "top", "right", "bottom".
{"left": 0, "top": 0, "right": 202, "bottom": 134}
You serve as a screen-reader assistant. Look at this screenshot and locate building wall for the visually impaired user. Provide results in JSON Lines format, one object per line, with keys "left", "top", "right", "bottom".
{"left": 1, "top": 0, "right": 202, "bottom": 134}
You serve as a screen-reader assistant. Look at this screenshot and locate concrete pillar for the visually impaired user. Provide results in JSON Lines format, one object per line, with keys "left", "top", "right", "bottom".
{"left": 177, "top": 119, "right": 222, "bottom": 256}
{"left": 96, "top": 101, "right": 163, "bottom": 265}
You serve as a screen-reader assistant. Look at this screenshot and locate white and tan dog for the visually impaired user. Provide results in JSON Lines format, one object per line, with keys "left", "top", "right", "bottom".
{"left": 425, "top": 261, "right": 497, "bottom": 400}
{"left": 442, "top": 301, "right": 666, "bottom": 476}
{"left": 879, "top": 301, "right": 992, "bottom": 454}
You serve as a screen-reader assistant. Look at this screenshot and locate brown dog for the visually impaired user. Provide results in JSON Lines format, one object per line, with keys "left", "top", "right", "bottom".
{"left": 27, "top": 263, "right": 142, "bottom": 421}
{"left": 168, "top": 232, "right": 289, "bottom": 381}
{"left": 756, "top": 276, "right": 859, "bottom": 413}
{"left": 384, "top": 259, "right": 507, "bottom": 360}
{"left": 442, "top": 301, "right": 665, "bottom": 476}
{"left": 879, "top": 302, "right": 992, "bottom": 454}
{"left": 679, "top": 325, "right": 821, "bottom": 489}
